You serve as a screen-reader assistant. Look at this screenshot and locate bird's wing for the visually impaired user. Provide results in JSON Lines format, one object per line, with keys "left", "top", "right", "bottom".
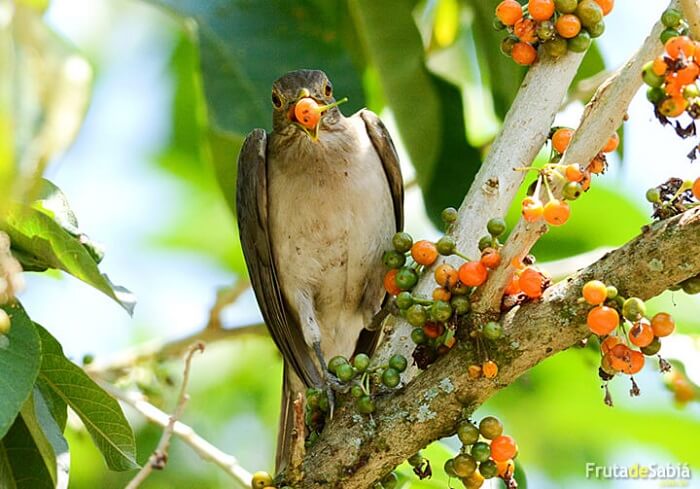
{"left": 360, "top": 110, "right": 404, "bottom": 231}
{"left": 236, "top": 129, "right": 323, "bottom": 388}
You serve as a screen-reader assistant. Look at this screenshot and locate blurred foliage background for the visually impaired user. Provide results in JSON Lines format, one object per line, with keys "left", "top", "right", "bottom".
{"left": 3, "top": 0, "right": 700, "bottom": 487}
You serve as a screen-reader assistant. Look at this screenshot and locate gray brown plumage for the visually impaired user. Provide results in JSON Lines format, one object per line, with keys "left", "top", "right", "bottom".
{"left": 236, "top": 69, "right": 403, "bottom": 469}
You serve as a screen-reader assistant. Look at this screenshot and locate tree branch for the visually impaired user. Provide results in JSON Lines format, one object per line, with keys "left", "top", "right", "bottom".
{"left": 472, "top": 1, "right": 675, "bottom": 314}
{"left": 289, "top": 207, "right": 700, "bottom": 489}
{"left": 680, "top": 0, "right": 700, "bottom": 38}
{"left": 125, "top": 342, "right": 204, "bottom": 489}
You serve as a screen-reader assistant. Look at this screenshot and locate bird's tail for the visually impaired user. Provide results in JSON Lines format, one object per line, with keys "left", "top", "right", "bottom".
{"left": 276, "top": 364, "right": 305, "bottom": 472}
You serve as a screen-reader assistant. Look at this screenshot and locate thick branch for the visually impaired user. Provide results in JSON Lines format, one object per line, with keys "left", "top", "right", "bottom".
{"left": 292, "top": 209, "right": 700, "bottom": 488}
{"left": 680, "top": 0, "right": 700, "bottom": 38}
{"left": 472, "top": 1, "right": 674, "bottom": 314}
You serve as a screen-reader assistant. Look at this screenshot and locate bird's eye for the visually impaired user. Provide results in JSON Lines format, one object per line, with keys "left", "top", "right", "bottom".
{"left": 324, "top": 82, "right": 332, "bottom": 97}
{"left": 272, "top": 92, "right": 283, "bottom": 109}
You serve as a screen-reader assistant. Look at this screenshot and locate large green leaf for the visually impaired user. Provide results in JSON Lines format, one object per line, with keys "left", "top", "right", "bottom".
{"left": 0, "top": 303, "right": 41, "bottom": 439}
{"left": 3, "top": 205, "right": 135, "bottom": 314}
{"left": 144, "top": 0, "right": 365, "bottom": 136}
{"left": 0, "top": 413, "right": 54, "bottom": 489}
{"left": 19, "top": 390, "right": 69, "bottom": 488}
{"left": 35, "top": 324, "right": 138, "bottom": 471}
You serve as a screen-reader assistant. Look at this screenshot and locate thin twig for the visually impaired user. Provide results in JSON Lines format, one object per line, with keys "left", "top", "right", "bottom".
{"left": 125, "top": 342, "right": 205, "bottom": 489}
{"left": 97, "top": 376, "right": 253, "bottom": 488}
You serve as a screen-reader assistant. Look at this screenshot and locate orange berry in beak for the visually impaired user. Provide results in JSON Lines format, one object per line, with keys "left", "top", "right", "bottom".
{"left": 294, "top": 97, "right": 322, "bottom": 129}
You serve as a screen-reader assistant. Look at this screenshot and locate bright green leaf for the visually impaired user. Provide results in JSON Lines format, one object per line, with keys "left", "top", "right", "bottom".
{"left": 0, "top": 303, "right": 41, "bottom": 439}
{"left": 3, "top": 206, "right": 135, "bottom": 314}
{"left": 35, "top": 324, "right": 138, "bottom": 471}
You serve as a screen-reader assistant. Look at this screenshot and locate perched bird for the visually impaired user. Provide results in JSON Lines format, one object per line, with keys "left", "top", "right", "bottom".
{"left": 236, "top": 69, "right": 403, "bottom": 469}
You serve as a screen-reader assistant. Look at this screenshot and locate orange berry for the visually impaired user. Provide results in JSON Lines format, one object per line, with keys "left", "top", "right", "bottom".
{"left": 504, "top": 273, "right": 521, "bottom": 295}
{"left": 651, "top": 312, "right": 675, "bottom": 337}
{"left": 528, "top": 0, "right": 555, "bottom": 21}
{"left": 580, "top": 171, "right": 592, "bottom": 191}
{"left": 676, "top": 62, "right": 699, "bottom": 85}
{"left": 496, "top": 0, "right": 523, "bottom": 26}
{"left": 411, "top": 240, "right": 439, "bottom": 266}
{"left": 588, "top": 155, "right": 606, "bottom": 174}
{"left": 664, "top": 75, "right": 683, "bottom": 97}
{"left": 564, "top": 163, "right": 584, "bottom": 182}
{"left": 582, "top": 280, "right": 607, "bottom": 305}
{"left": 551, "top": 127, "right": 574, "bottom": 153}
{"left": 519, "top": 267, "right": 544, "bottom": 299}
{"left": 444, "top": 335, "right": 457, "bottom": 349}
{"left": 609, "top": 344, "right": 630, "bottom": 371}
{"left": 433, "top": 287, "right": 452, "bottom": 302}
{"left": 482, "top": 360, "right": 499, "bottom": 378}
{"left": 622, "top": 350, "right": 645, "bottom": 375}
{"left": 480, "top": 248, "right": 502, "bottom": 269}
{"left": 514, "top": 18, "right": 538, "bottom": 43}
{"left": 672, "top": 376, "right": 695, "bottom": 403}
{"left": 510, "top": 256, "right": 525, "bottom": 270}
{"left": 490, "top": 435, "right": 517, "bottom": 462}
{"left": 543, "top": 199, "right": 570, "bottom": 226}
{"left": 555, "top": 14, "right": 581, "bottom": 39}
{"left": 468, "top": 364, "right": 483, "bottom": 379}
{"left": 294, "top": 98, "right": 321, "bottom": 128}
{"left": 659, "top": 96, "right": 688, "bottom": 117}
{"left": 511, "top": 42, "right": 537, "bottom": 66}
{"left": 692, "top": 177, "right": 700, "bottom": 199}
{"left": 600, "top": 335, "right": 621, "bottom": 355}
{"left": 522, "top": 196, "right": 544, "bottom": 222}
{"left": 593, "top": 0, "right": 614, "bottom": 15}
{"left": 628, "top": 320, "right": 654, "bottom": 347}
{"left": 496, "top": 459, "right": 515, "bottom": 478}
{"left": 423, "top": 321, "right": 444, "bottom": 339}
{"left": 434, "top": 264, "right": 459, "bottom": 288}
{"left": 602, "top": 132, "right": 619, "bottom": 153}
{"left": 587, "top": 305, "right": 619, "bottom": 335}
{"left": 459, "top": 261, "right": 489, "bottom": 287}
{"left": 652, "top": 56, "right": 668, "bottom": 76}
{"left": 665, "top": 36, "right": 695, "bottom": 60}
{"left": 384, "top": 269, "right": 402, "bottom": 296}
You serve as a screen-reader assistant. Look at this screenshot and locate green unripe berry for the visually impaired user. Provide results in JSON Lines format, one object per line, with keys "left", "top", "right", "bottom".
{"left": 543, "top": 37, "right": 568, "bottom": 58}
{"left": 382, "top": 367, "right": 400, "bottom": 388}
{"left": 536, "top": 20, "right": 556, "bottom": 41}
{"left": 392, "top": 232, "right": 413, "bottom": 253}
{"left": 483, "top": 321, "right": 503, "bottom": 340}
{"left": 479, "top": 460, "right": 499, "bottom": 479}
{"left": 500, "top": 35, "right": 518, "bottom": 56}
{"left": 622, "top": 297, "right": 646, "bottom": 321}
{"left": 457, "top": 421, "right": 480, "bottom": 445}
{"left": 328, "top": 355, "right": 348, "bottom": 374}
{"left": 357, "top": 395, "right": 375, "bottom": 414}
{"left": 353, "top": 353, "right": 371, "bottom": 372}
{"left": 576, "top": 0, "right": 603, "bottom": 29}
{"left": 431, "top": 300, "right": 453, "bottom": 322}
{"left": 406, "top": 305, "right": 427, "bottom": 327}
{"left": 450, "top": 295, "right": 471, "bottom": 315}
{"left": 478, "top": 416, "right": 504, "bottom": 439}
{"left": 318, "top": 392, "right": 330, "bottom": 412}
{"left": 382, "top": 250, "right": 406, "bottom": 269}
{"left": 396, "top": 291, "right": 414, "bottom": 310}
{"left": 478, "top": 235, "right": 493, "bottom": 251}
{"left": 306, "top": 388, "right": 321, "bottom": 408}
{"left": 660, "top": 28, "right": 680, "bottom": 45}
{"left": 683, "top": 83, "right": 700, "bottom": 99}
{"left": 681, "top": 275, "right": 700, "bottom": 294}
{"left": 381, "top": 472, "right": 399, "bottom": 489}
{"left": 646, "top": 87, "right": 665, "bottom": 105}
{"left": 554, "top": 0, "right": 577, "bottom": 13}
{"left": 441, "top": 207, "right": 458, "bottom": 224}
{"left": 411, "top": 327, "right": 428, "bottom": 344}
{"left": 587, "top": 21, "right": 605, "bottom": 38}
{"left": 471, "top": 441, "right": 491, "bottom": 462}
{"left": 453, "top": 454, "right": 477, "bottom": 478}
{"left": 336, "top": 363, "right": 355, "bottom": 382}
{"left": 562, "top": 181, "right": 583, "bottom": 200}
{"left": 568, "top": 31, "right": 591, "bottom": 52}
{"left": 351, "top": 384, "right": 364, "bottom": 398}
{"left": 493, "top": 17, "right": 506, "bottom": 31}
{"left": 436, "top": 235, "right": 457, "bottom": 256}
{"left": 444, "top": 459, "right": 457, "bottom": 478}
{"left": 407, "top": 452, "right": 424, "bottom": 467}
{"left": 395, "top": 267, "right": 419, "bottom": 290}
{"left": 389, "top": 354, "right": 408, "bottom": 372}
{"left": 606, "top": 285, "right": 618, "bottom": 299}
{"left": 662, "top": 8, "right": 683, "bottom": 28}
{"left": 641, "top": 337, "right": 662, "bottom": 356}
{"left": 0, "top": 309, "right": 11, "bottom": 335}
{"left": 646, "top": 187, "right": 661, "bottom": 203}
{"left": 486, "top": 217, "right": 507, "bottom": 237}
{"left": 251, "top": 471, "right": 273, "bottom": 489}
{"left": 642, "top": 62, "right": 664, "bottom": 88}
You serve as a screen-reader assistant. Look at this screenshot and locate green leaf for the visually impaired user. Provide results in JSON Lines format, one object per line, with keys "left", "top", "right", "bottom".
{"left": 349, "top": 0, "right": 441, "bottom": 188}
{"left": 35, "top": 324, "right": 138, "bottom": 471}
{"left": 35, "top": 378, "right": 67, "bottom": 432}
{"left": 19, "top": 390, "right": 70, "bottom": 488}
{"left": 0, "top": 303, "right": 41, "bottom": 439}
{"left": 0, "top": 414, "right": 54, "bottom": 489}
{"left": 3, "top": 205, "right": 135, "bottom": 314}
{"left": 144, "top": 0, "right": 365, "bottom": 136}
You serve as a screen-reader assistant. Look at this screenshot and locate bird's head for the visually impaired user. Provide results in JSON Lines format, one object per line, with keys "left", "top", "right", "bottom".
{"left": 271, "top": 69, "right": 346, "bottom": 141}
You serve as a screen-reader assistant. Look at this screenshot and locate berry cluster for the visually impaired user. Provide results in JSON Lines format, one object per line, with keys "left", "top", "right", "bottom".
{"left": 518, "top": 126, "right": 619, "bottom": 226}
{"left": 646, "top": 176, "right": 700, "bottom": 221}
{"left": 581, "top": 280, "right": 675, "bottom": 405}
{"left": 495, "top": 0, "right": 612, "bottom": 66}
{"left": 441, "top": 416, "right": 518, "bottom": 488}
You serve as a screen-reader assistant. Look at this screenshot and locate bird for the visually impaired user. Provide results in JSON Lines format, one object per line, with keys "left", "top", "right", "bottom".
{"left": 236, "top": 69, "right": 403, "bottom": 470}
